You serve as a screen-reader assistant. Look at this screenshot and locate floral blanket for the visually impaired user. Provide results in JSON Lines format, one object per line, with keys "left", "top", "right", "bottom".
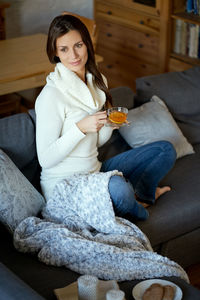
{"left": 14, "top": 171, "right": 189, "bottom": 282}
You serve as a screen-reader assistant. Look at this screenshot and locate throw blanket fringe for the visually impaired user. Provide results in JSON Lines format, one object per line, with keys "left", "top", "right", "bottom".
{"left": 14, "top": 171, "right": 189, "bottom": 282}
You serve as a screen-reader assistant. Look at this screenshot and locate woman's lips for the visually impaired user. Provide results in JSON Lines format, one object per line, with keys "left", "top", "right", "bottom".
{"left": 70, "top": 60, "right": 81, "bottom": 66}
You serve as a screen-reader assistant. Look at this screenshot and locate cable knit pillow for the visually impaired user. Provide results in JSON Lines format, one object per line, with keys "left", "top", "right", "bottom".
{"left": 119, "top": 95, "right": 194, "bottom": 159}
{"left": 0, "top": 149, "right": 45, "bottom": 233}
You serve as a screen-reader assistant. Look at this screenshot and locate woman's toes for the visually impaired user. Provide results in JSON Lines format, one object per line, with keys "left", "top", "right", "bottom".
{"left": 155, "top": 186, "right": 171, "bottom": 199}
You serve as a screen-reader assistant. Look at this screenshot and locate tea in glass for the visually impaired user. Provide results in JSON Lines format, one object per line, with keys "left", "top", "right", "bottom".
{"left": 107, "top": 107, "right": 128, "bottom": 125}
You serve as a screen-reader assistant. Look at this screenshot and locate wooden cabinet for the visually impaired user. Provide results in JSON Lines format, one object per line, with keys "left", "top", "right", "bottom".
{"left": 168, "top": 0, "right": 200, "bottom": 72}
{"left": 94, "top": 0, "right": 169, "bottom": 90}
{"left": 0, "top": 2, "right": 10, "bottom": 40}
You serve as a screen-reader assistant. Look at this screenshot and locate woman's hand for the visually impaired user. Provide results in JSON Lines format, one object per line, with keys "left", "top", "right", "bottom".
{"left": 76, "top": 111, "right": 108, "bottom": 133}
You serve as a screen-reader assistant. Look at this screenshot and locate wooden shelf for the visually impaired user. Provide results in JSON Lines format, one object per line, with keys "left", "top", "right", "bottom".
{"left": 169, "top": 1, "right": 200, "bottom": 72}
{"left": 171, "top": 12, "right": 200, "bottom": 25}
{"left": 0, "top": 2, "right": 10, "bottom": 40}
{"left": 171, "top": 53, "right": 200, "bottom": 65}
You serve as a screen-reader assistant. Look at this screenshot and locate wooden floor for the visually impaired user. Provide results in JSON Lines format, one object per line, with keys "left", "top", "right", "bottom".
{"left": 186, "top": 263, "right": 200, "bottom": 289}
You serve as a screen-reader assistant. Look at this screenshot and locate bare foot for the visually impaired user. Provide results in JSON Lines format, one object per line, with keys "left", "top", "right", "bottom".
{"left": 137, "top": 186, "right": 171, "bottom": 208}
{"left": 138, "top": 201, "right": 150, "bottom": 208}
{"left": 135, "top": 194, "right": 151, "bottom": 208}
{"left": 155, "top": 186, "right": 171, "bottom": 200}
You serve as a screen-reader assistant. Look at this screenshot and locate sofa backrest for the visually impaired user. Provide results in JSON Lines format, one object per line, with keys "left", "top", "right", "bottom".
{"left": 0, "top": 111, "right": 41, "bottom": 190}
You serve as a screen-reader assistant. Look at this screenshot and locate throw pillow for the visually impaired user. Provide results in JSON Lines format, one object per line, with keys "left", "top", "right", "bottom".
{"left": 119, "top": 95, "right": 194, "bottom": 159}
{"left": 0, "top": 149, "right": 45, "bottom": 233}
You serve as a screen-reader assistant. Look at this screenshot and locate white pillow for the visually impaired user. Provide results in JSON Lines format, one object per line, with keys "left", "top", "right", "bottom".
{"left": 0, "top": 149, "right": 45, "bottom": 233}
{"left": 119, "top": 95, "right": 194, "bottom": 159}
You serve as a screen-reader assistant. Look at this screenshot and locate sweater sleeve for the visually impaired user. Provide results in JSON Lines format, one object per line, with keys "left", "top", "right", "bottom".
{"left": 97, "top": 125, "right": 113, "bottom": 147}
{"left": 97, "top": 73, "right": 113, "bottom": 146}
{"left": 35, "top": 87, "right": 85, "bottom": 169}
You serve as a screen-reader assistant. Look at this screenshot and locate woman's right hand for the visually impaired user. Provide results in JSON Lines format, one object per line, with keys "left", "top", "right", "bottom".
{"left": 76, "top": 111, "right": 108, "bottom": 133}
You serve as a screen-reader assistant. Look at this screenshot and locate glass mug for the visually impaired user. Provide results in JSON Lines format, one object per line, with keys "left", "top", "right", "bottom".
{"left": 107, "top": 107, "right": 128, "bottom": 125}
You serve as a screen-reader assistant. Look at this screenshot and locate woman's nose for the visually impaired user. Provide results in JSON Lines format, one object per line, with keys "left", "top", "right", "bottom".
{"left": 70, "top": 48, "right": 78, "bottom": 59}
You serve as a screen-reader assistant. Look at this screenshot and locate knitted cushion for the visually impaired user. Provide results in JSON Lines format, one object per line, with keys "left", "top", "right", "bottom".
{"left": 0, "top": 149, "right": 45, "bottom": 233}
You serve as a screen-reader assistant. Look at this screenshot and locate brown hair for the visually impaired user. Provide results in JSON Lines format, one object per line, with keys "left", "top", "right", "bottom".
{"left": 47, "top": 14, "right": 112, "bottom": 107}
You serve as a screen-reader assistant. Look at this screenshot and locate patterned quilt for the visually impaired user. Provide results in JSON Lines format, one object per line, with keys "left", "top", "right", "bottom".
{"left": 13, "top": 171, "right": 189, "bottom": 282}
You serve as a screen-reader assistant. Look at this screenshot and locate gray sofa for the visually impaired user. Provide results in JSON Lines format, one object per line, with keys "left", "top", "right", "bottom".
{"left": 0, "top": 67, "right": 200, "bottom": 299}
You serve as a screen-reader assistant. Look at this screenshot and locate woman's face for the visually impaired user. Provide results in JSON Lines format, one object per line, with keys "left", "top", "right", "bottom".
{"left": 56, "top": 30, "right": 88, "bottom": 80}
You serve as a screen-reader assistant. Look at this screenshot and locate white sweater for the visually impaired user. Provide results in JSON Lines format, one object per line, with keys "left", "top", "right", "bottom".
{"left": 35, "top": 63, "right": 113, "bottom": 200}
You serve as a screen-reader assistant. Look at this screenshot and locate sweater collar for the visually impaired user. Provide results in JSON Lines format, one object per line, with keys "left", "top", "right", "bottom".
{"left": 47, "top": 63, "right": 106, "bottom": 112}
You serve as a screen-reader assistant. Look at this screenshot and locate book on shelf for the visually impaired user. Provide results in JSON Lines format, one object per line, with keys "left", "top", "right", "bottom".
{"left": 173, "top": 19, "right": 200, "bottom": 58}
{"left": 188, "top": 23, "right": 199, "bottom": 58}
{"left": 186, "top": 0, "right": 200, "bottom": 15}
{"left": 198, "top": 30, "right": 200, "bottom": 57}
{"left": 181, "top": 21, "right": 188, "bottom": 55}
{"left": 194, "top": 24, "right": 200, "bottom": 57}
{"left": 193, "top": 0, "right": 198, "bottom": 14}
{"left": 173, "top": 19, "right": 182, "bottom": 54}
{"left": 186, "top": 0, "right": 194, "bottom": 13}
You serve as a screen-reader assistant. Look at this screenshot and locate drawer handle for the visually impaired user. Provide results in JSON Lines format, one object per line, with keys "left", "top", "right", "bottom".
{"left": 106, "top": 64, "right": 113, "bottom": 69}
{"left": 138, "top": 44, "right": 144, "bottom": 48}
{"left": 107, "top": 10, "right": 112, "bottom": 15}
{"left": 139, "top": 20, "right": 144, "bottom": 25}
{"left": 106, "top": 33, "right": 112, "bottom": 37}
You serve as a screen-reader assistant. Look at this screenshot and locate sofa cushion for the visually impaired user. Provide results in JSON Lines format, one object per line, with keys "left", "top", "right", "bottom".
{"left": 160, "top": 227, "right": 200, "bottom": 268}
{"left": 0, "top": 263, "right": 45, "bottom": 300}
{"left": 0, "top": 149, "right": 45, "bottom": 233}
{"left": 119, "top": 95, "right": 194, "bottom": 159}
{"left": 136, "top": 143, "right": 200, "bottom": 248}
{"left": 0, "top": 112, "right": 41, "bottom": 189}
{"left": 135, "top": 66, "right": 200, "bottom": 145}
{"left": 0, "top": 113, "right": 36, "bottom": 169}
{"left": 29, "top": 109, "right": 36, "bottom": 123}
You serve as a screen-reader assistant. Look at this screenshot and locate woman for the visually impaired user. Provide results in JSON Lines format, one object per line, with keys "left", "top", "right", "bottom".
{"left": 35, "top": 14, "right": 176, "bottom": 221}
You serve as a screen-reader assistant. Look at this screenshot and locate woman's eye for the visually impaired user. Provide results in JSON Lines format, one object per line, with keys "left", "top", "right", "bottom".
{"left": 76, "top": 43, "right": 83, "bottom": 48}
{"left": 60, "top": 48, "right": 67, "bottom": 52}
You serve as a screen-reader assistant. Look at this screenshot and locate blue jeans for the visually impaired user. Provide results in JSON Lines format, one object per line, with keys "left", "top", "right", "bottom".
{"left": 100, "top": 141, "right": 176, "bottom": 221}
